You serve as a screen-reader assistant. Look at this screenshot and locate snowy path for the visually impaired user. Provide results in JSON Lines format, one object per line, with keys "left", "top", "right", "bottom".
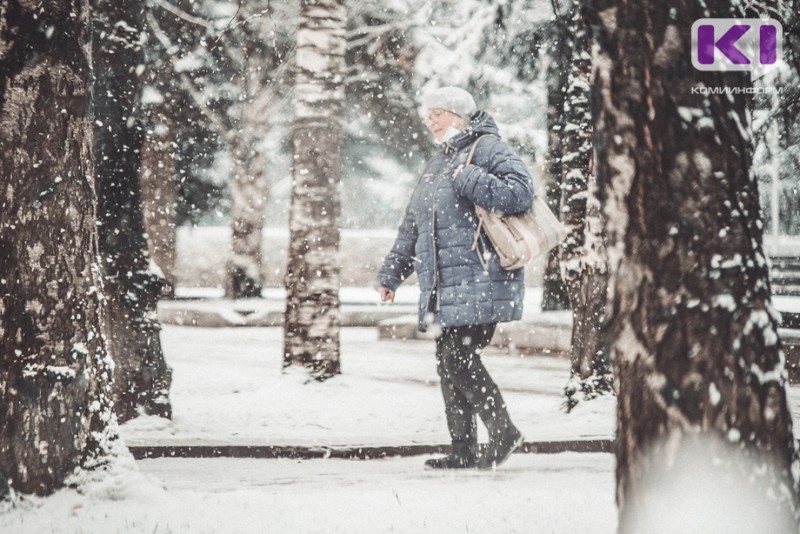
{"left": 3, "top": 454, "right": 616, "bottom": 534}
{"left": 5, "top": 326, "right": 800, "bottom": 534}
{"left": 136, "top": 454, "right": 617, "bottom": 534}
{"left": 120, "top": 326, "right": 616, "bottom": 448}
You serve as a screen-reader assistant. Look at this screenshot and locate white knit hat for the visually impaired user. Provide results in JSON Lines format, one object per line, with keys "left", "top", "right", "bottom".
{"left": 423, "top": 86, "right": 477, "bottom": 119}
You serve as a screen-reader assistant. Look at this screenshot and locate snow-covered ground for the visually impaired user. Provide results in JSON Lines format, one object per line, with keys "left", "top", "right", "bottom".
{"left": 5, "top": 325, "right": 800, "bottom": 533}
{"left": 120, "top": 326, "right": 614, "bottom": 447}
{"left": 1, "top": 453, "right": 617, "bottom": 534}
{"left": 2, "top": 326, "right": 617, "bottom": 533}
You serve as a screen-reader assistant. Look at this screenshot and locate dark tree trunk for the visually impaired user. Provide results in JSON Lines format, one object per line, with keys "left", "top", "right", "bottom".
{"left": 0, "top": 0, "right": 118, "bottom": 496}
{"left": 541, "top": 7, "right": 571, "bottom": 312}
{"left": 140, "top": 111, "right": 178, "bottom": 299}
{"left": 585, "top": 0, "right": 800, "bottom": 528}
{"left": 93, "top": 0, "right": 172, "bottom": 422}
{"left": 558, "top": 0, "right": 612, "bottom": 411}
{"left": 541, "top": 225, "right": 570, "bottom": 311}
{"left": 283, "top": 0, "right": 346, "bottom": 380}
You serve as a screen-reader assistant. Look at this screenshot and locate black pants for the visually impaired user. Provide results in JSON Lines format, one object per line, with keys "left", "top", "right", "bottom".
{"left": 435, "top": 323, "right": 513, "bottom": 455}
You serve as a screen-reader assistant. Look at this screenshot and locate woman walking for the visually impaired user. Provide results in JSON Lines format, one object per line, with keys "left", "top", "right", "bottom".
{"left": 376, "top": 87, "right": 534, "bottom": 470}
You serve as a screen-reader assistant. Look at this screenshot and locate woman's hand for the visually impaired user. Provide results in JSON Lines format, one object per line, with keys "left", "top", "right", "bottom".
{"left": 378, "top": 287, "right": 395, "bottom": 302}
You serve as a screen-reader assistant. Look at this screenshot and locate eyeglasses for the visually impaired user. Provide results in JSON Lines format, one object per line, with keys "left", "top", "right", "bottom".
{"left": 426, "top": 109, "right": 453, "bottom": 120}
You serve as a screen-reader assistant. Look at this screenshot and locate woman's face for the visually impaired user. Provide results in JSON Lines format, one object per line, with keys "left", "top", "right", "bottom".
{"left": 425, "top": 108, "right": 464, "bottom": 142}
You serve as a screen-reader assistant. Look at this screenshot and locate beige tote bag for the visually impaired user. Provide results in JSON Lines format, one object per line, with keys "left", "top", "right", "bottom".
{"left": 466, "top": 136, "right": 568, "bottom": 271}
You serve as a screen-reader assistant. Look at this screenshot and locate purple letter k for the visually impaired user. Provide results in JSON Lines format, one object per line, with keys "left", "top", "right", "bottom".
{"left": 697, "top": 25, "right": 751, "bottom": 65}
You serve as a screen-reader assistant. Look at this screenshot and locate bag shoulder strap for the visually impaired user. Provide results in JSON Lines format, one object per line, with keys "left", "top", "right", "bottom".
{"left": 465, "top": 134, "right": 493, "bottom": 166}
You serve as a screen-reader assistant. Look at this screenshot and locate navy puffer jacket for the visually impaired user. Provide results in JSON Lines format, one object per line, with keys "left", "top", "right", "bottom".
{"left": 377, "top": 111, "right": 534, "bottom": 332}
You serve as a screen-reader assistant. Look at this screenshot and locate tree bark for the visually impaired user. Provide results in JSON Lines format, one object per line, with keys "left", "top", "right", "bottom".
{"left": 0, "top": 0, "right": 118, "bottom": 497}
{"left": 541, "top": 7, "right": 571, "bottom": 312}
{"left": 585, "top": 0, "right": 800, "bottom": 528}
{"left": 93, "top": 0, "right": 172, "bottom": 423}
{"left": 558, "top": 0, "right": 612, "bottom": 411}
{"left": 283, "top": 0, "right": 346, "bottom": 380}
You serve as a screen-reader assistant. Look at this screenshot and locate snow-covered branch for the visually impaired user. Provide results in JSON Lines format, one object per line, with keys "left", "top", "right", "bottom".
{"left": 145, "top": 11, "right": 234, "bottom": 144}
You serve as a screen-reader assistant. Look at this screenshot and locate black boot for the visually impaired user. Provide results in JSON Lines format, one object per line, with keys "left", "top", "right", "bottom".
{"left": 424, "top": 442, "right": 477, "bottom": 470}
{"left": 476, "top": 426, "right": 524, "bottom": 470}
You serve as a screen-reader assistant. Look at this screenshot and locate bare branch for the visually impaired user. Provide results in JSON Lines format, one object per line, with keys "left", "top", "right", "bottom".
{"left": 214, "top": 0, "right": 246, "bottom": 43}
{"left": 149, "top": 0, "right": 215, "bottom": 30}
{"left": 145, "top": 11, "right": 234, "bottom": 143}
{"left": 550, "top": 0, "right": 561, "bottom": 18}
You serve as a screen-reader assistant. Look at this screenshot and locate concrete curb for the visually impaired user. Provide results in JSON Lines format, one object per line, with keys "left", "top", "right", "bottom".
{"left": 158, "top": 300, "right": 416, "bottom": 328}
{"left": 129, "top": 439, "right": 614, "bottom": 460}
{"left": 377, "top": 312, "right": 573, "bottom": 356}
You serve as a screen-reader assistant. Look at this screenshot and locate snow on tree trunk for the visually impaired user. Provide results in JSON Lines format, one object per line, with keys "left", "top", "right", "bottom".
{"left": 585, "top": 0, "right": 800, "bottom": 528}
{"left": 0, "top": 0, "right": 119, "bottom": 497}
{"left": 283, "top": 0, "right": 345, "bottom": 380}
{"left": 93, "top": 0, "right": 172, "bottom": 423}
{"left": 558, "top": 1, "right": 612, "bottom": 411}
{"left": 140, "top": 111, "right": 178, "bottom": 299}
{"left": 541, "top": 9, "right": 571, "bottom": 312}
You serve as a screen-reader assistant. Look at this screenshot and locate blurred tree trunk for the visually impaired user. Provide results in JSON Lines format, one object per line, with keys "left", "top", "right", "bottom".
{"left": 789, "top": 0, "right": 800, "bottom": 75}
{"left": 143, "top": 3, "right": 274, "bottom": 300}
{"left": 283, "top": 0, "right": 346, "bottom": 380}
{"left": 558, "top": 0, "right": 612, "bottom": 411}
{"left": 0, "top": 0, "right": 118, "bottom": 497}
{"left": 586, "top": 0, "right": 800, "bottom": 528}
{"left": 226, "top": 49, "right": 271, "bottom": 299}
{"left": 541, "top": 4, "right": 571, "bottom": 312}
{"left": 93, "top": 0, "right": 172, "bottom": 423}
{"left": 140, "top": 111, "right": 178, "bottom": 299}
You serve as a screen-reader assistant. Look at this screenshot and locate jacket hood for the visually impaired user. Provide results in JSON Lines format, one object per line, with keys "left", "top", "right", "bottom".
{"left": 443, "top": 110, "right": 501, "bottom": 153}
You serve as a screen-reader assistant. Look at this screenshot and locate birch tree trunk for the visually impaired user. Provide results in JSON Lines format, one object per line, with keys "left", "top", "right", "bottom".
{"left": 93, "top": 0, "right": 172, "bottom": 423}
{"left": 0, "top": 0, "right": 118, "bottom": 497}
{"left": 283, "top": 0, "right": 345, "bottom": 380}
{"left": 585, "top": 0, "right": 800, "bottom": 528}
{"left": 558, "top": 0, "right": 612, "bottom": 411}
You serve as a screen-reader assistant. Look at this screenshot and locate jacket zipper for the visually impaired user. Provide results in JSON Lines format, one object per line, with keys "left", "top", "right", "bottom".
{"left": 432, "top": 177, "right": 441, "bottom": 312}
{"left": 432, "top": 147, "right": 467, "bottom": 313}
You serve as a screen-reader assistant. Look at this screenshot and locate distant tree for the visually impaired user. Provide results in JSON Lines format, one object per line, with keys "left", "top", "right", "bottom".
{"left": 558, "top": 0, "right": 612, "bottom": 410}
{"left": 752, "top": 1, "right": 800, "bottom": 237}
{"left": 142, "top": 1, "right": 225, "bottom": 229}
{"left": 0, "top": 0, "right": 118, "bottom": 496}
{"left": 140, "top": 104, "right": 178, "bottom": 298}
{"left": 225, "top": 9, "right": 280, "bottom": 299}
{"left": 585, "top": 0, "right": 800, "bottom": 528}
{"left": 345, "top": 4, "right": 429, "bottom": 167}
{"left": 145, "top": 0, "right": 292, "bottom": 298}
{"left": 283, "top": 0, "right": 346, "bottom": 380}
{"left": 93, "top": 0, "right": 172, "bottom": 423}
